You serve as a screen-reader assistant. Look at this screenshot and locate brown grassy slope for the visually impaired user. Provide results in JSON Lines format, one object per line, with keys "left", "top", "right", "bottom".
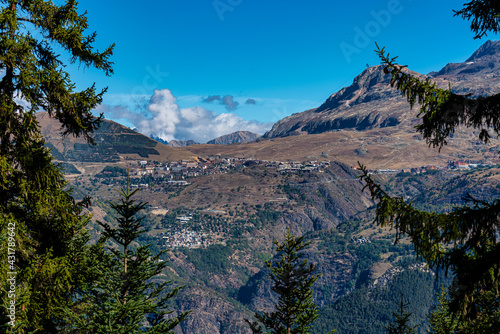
{"left": 184, "top": 125, "right": 500, "bottom": 169}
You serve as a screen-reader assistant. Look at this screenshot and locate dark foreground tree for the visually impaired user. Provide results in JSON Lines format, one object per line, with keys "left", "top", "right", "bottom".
{"left": 247, "top": 230, "right": 334, "bottom": 334}
{"left": 62, "top": 180, "right": 189, "bottom": 333}
{"left": 384, "top": 296, "right": 419, "bottom": 334}
{"left": 0, "top": 1, "right": 113, "bottom": 332}
{"left": 359, "top": 1, "right": 500, "bottom": 333}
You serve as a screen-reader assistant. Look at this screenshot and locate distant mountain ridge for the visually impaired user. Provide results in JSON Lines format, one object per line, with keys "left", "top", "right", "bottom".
{"left": 167, "top": 139, "right": 200, "bottom": 148}
{"left": 38, "top": 40, "right": 500, "bottom": 169}
{"left": 161, "top": 131, "right": 261, "bottom": 147}
{"left": 207, "top": 131, "right": 261, "bottom": 145}
{"left": 264, "top": 40, "right": 500, "bottom": 139}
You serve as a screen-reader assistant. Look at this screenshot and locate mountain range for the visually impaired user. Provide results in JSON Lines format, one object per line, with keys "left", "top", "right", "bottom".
{"left": 36, "top": 40, "right": 500, "bottom": 334}
{"left": 37, "top": 113, "right": 198, "bottom": 162}
{"left": 182, "top": 41, "right": 500, "bottom": 169}
{"left": 39, "top": 40, "right": 500, "bottom": 169}
{"left": 163, "top": 131, "right": 261, "bottom": 147}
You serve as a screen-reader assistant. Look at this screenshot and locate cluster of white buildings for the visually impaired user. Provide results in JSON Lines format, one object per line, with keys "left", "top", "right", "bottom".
{"left": 276, "top": 161, "right": 330, "bottom": 172}
{"left": 130, "top": 157, "right": 331, "bottom": 180}
{"left": 158, "top": 228, "right": 211, "bottom": 249}
{"left": 356, "top": 160, "right": 493, "bottom": 175}
{"left": 351, "top": 237, "right": 371, "bottom": 244}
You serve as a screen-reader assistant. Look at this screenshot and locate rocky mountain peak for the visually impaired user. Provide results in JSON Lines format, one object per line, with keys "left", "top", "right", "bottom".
{"left": 466, "top": 39, "right": 500, "bottom": 62}
{"left": 264, "top": 40, "right": 500, "bottom": 139}
{"left": 263, "top": 64, "right": 409, "bottom": 138}
{"left": 315, "top": 65, "right": 396, "bottom": 113}
{"left": 431, "top": 40, "right": 500, "bottom": 77}
{"left": 351, "top": 65, "right": 391, "bottom": 89}
{"left": 430, "top": 40, "right": 500, "bottom": 95}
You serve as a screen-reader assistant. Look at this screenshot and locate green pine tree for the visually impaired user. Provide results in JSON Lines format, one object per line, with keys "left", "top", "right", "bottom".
{"left": 385, "top": 296, "right": 419, "bottom": 334}
{"left": 427, "top": 288, "right": 458, "bottom": 334}
{"left": 0, "top": 0, "right": 113, "bottom": 332}
{"left": 62, "top": 179, "right": 189, "bottom": 333}
{"left": 247, "top": 230, "right": 333, "bottom": 334}
{"left": 358, "top": 1, "right": 500, "bottom": 332}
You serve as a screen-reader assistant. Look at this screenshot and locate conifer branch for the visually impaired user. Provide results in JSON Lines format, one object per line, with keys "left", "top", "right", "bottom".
{"left": 358, "top": 162, "right": 500, "bottom": 319}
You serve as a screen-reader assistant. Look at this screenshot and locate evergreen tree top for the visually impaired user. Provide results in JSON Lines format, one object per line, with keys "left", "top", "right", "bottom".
{"left": 0, "top": 0, "right": 114, "bottom": 145}
{"left": 248, "top": 230, "right": 326, "bottom": 334}
{"left": 0, "top": 1, "right": 114, "bottom": 331}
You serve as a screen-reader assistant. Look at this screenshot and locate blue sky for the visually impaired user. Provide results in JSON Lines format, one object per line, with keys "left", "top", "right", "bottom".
{"left": 61, "top": 0, "right": 495, "bottom": 142}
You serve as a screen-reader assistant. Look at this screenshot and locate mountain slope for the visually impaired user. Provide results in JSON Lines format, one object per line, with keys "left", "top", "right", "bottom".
{"left": 37, "top": 112, "right": 199, "bottom": 162}
{"left": 263, "top": 65, "right": 419, "bottom": 138}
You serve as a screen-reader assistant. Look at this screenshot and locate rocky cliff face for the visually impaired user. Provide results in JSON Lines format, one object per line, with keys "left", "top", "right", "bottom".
{"left": 264, "top": 40, "right": 500, "bottom": 139}
{"left": 172, "top": 286, "right": 253, "bottom": 334}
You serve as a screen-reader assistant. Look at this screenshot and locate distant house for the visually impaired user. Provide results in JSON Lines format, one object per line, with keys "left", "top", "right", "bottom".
{"left": 448, "top": 161, "right": 470, "bottom": 169}
{"left": 167, "top": 180, "right": 190, "bottom": 186}
{"left": 176, "top": 215, "right": 192, "bottom": 222}
{"left": 377, "top": 169, "right": 398, "bottom": 174}
{"left": 135, "top": 169, "right": 147, "bottom": 176}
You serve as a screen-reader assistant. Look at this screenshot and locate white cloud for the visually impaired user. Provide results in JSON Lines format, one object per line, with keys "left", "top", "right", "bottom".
{"left": 102, "top": 89, "right": 272, "bottom": 143}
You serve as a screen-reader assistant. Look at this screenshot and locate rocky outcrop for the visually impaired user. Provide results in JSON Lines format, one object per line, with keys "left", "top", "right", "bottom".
{"left": 314, "top": 66, "right": 395, "bottom": 113}
{"left": 172, "top": 286, "right": 253, "bottom": 334}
